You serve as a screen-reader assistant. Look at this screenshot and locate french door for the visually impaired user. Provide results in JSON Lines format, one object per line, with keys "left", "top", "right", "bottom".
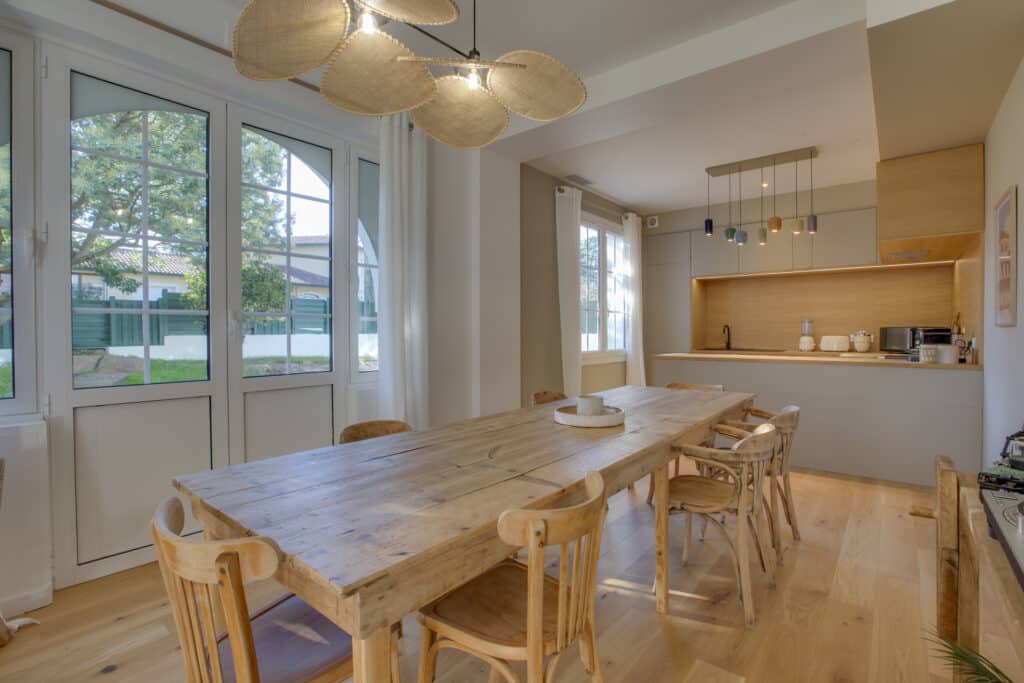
{"left": 42, "top": 48, "right": 362, "bottom": 586}
{"left": 224, "top": 106, "right": 349, "bottom": 463}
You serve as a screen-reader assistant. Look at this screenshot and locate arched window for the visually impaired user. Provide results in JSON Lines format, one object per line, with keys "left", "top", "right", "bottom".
{"left": 239, "top": 125, "right": 332, "bottom": 377}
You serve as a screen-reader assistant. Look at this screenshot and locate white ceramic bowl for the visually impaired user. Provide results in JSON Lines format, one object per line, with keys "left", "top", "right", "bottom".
{"left": 852, "top": 336, "right": 871, "bottom": 353}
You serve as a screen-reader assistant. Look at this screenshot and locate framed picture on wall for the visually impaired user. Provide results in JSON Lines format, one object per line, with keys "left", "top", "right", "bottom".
{"left": 995, "top": 185, "right": 1018, "bottom": 327}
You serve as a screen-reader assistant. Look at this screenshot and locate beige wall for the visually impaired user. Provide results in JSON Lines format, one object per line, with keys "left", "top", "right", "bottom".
{"left": 581, "top": 362, "right": 627, "bottom": 394}
{"left": 519, "top": 165, "right": 631, "bottom": 406}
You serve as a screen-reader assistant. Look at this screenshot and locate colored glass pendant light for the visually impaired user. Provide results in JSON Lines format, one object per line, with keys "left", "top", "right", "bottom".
{"left": 807, "top": 154, "right": 818, "bottom": 234}
{"left": 704, "top": 173, "right": 714, "bottom": 237}
{"left": 735, "top": 229, "right": 748, "bottom": 246}
{"left": 791, "top": 158, "right": 804, "bottom": 235}
{"left": 768, "top": 158, "right": 781, "bottom": 232}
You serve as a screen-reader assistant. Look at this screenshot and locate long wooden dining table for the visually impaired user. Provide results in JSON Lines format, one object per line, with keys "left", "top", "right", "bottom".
{"left": 174, "top": 385, "right": 753, "bottom": 682}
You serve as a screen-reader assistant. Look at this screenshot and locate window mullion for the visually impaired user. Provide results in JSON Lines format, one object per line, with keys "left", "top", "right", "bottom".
{"left": 599, "top": 229, "right": 607, "bottom": 353}
{"left": 140, "top": 111, "right": 152, "bottom": 385}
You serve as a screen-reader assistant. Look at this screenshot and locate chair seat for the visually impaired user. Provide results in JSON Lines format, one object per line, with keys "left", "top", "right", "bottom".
{"left": 218, "top": 594, "right": 353, "bottom": 683}
{"left": 668, "top": 475, "right": 737, "bottom": 512}
{"left": 420, "top": 560, "right": 562, "bottom": 659}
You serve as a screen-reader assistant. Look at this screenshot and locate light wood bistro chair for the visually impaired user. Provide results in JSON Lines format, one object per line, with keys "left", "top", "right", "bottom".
{"left": 531, "top": 390, "right": 568, "bottom": 407}
{"left": 722, "top": 405, "right": 802, "bottom": 556}
{"left": 667, "top": 424, "right": 777, "bottom": 626}
{"left": 417, "top": 471, "right": 609, "bottom": 683}
{"left": 151, "top": 497, "right": 398, "bottom": 683}
{"left": 645, "top": 382, "right": 726, "bottom": 504}
{"left": 339, "top": 419, "right": 412, "bottom": 444}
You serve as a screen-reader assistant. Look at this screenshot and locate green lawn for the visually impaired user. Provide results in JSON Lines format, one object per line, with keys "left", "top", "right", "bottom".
{"left": 0, "top": 363, "right": 11, "bottom": 398}
{"left": 119, "top": 359, "right": 209, "bottom": 385}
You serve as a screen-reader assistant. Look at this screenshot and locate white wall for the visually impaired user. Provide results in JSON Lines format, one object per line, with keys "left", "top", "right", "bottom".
{"left": 0, "top": 418, "right": 51, "bottom": 617}
{"left": 983, "top": 57, "right": 1024, "bottom": 467}
{"left": 427, "top": 143, "right": 522, "bottom": 426}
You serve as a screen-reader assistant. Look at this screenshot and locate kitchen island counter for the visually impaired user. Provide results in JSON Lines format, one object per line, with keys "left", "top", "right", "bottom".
{"left": 658, "top": 350, "right": 982, "bottom": 371}
{"left": 650, "top": 353, "right": 982, "bottom": 485}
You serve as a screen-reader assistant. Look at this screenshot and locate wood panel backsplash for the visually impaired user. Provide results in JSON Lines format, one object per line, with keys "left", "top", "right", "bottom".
{"left": 692, "top": 264, "right": 955, "bottom": 351}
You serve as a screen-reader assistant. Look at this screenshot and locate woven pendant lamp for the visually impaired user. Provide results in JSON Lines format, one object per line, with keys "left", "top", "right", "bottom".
{"left": 411, "top": 75, "right": 509, "bottom": 148}
{"left": 359, "top": 0, "right": 459, "bottom": 25}
{"left": 233, "top": 0, "right": 350, "bottom": 80}
{"left": 486, "top": 50, "right": 587, "bottom": 122}
{"left": 320, "top": 30, "right": 436, "bottom": 116}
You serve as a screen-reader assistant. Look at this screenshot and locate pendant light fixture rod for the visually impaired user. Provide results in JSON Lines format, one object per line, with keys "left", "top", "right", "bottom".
{"left": 728, "top": 170, "right": 732, "bottom": 228}
{"left": 773, "top": 160, "right": 777, "bottom": 215}
{"left": 407, "top": 24, "right": 472, "bottom": 59}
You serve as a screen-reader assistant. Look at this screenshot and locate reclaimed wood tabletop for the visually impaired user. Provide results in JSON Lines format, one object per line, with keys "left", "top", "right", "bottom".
{"left": 174, "top": 385, "right": 753, "bottom": 682}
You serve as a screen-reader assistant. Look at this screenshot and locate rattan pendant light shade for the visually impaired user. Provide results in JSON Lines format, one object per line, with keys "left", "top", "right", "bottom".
{"left": 486, "top": 50, "right": 587, "bottom": 122}
{"left": 233, "top": 0, "right": 350, "bottom": 80}
{"left": 230, "top": 0, "right": 586, "bottom": 148}
{"left": 359, "top": 0, "right": 459, "bottom": 25}
{"left": 321, "top": 31, "right": 437, "bottom": 116}
{"left": 411, "top": 75, "right": 509, "bottom": 148}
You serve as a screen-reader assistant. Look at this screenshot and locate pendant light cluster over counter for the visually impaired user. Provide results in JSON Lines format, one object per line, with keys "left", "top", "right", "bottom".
{"left": 232, "top": 0, "right": 588, "bottom": 148}
{"left": 702, "top": 146, "right": 818, "bottom": 247}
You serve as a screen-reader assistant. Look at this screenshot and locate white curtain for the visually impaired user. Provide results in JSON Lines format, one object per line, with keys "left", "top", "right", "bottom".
{"left": 555, "top": 186, "right": 583, "bottom": 398}
{"left": 623, "top": 212, "right": 646, "bottom": 386}
{"left": 377, "top": 113, "right": 429, "bottom": 428}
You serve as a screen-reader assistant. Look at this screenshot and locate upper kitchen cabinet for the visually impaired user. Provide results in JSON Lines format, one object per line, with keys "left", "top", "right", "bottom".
{"left": 739, "top": 226, "right": 793, "bottom": 273}
{"left": 811, "top": 208, "right": 878, "bottom": 268}
{"left": 691, "top": 229, "right": 739, "bottom": 276}
{"left": 877, "top": 144, "right": 984, "bottom": 240}
{"left": 644, "top": 232, "right": 692, "bottom": 354}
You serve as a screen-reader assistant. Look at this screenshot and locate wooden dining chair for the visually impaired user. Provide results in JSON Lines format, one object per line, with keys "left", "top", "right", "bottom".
{"left": 531, "top": 390, "right": 568, "bottom": 407}
{"left": 722, "top": 406, "right": 802, "bottom": 554}
{"left": 151, "top": 497, "right": 398, "bottom": 683}
{"left": 667, "top": 424, "right": 777, "bottom": 626}
{"left": 339, "top": 419, "right": 412, "bottom": 444}
{"left": 417, "top": 471, "right": 609, "bottom": 683}
{"left": 645, "top": 382, "right": 726, "bottom": 504}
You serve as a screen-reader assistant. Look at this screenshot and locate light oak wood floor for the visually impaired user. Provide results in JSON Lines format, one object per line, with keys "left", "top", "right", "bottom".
{"left": 2, "top": 469, "right": 1022, "bottom": 683}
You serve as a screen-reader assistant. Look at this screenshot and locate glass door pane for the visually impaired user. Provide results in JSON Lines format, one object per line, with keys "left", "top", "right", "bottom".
{"left": 69, "top": 72, "right": 210, "bottom": 388}
{"left": 240, "top": 125, "right": 332, "bottom": 377}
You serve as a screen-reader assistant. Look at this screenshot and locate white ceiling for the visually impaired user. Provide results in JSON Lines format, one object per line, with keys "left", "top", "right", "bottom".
{"left": 515, "top": 23, "right": 880, "bottom": 214}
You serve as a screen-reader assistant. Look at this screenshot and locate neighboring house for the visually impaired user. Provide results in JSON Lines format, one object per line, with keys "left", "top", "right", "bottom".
{"left": 72, "top": 243, "right": 331, "bottom": 303}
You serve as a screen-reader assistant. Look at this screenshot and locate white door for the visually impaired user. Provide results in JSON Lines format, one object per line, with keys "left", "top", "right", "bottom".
{"left": 42, "top": 48, "right": 229, "bottom": 586}
{"left": 225, "top": 106, "right": 351, "bottom": 463}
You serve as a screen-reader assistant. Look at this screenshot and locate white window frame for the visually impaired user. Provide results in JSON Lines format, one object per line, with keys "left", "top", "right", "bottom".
{"left": 349, "top": 144, "right": 380, "bottom": 385}
{"left": 580, "top": 212, "right": 627, "bottom": 366}
{"left": 0, "top": 26, "right": 37, "bottom": 416}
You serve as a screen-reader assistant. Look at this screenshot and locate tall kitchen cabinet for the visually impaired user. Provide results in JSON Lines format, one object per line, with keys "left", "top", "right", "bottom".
{"left": 643, "top": 231, "right": 692, "bottom": 356}
{"left": 690, "top": 229, "right": 738, "bottom": 276}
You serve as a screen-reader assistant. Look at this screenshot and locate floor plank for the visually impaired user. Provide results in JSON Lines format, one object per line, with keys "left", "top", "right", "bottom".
{"left": 1, "top": 470, "right": 1021, "bottom": 683}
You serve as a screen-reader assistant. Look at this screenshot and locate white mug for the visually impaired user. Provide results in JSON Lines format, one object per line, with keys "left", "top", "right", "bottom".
{"left": 577, "top": 394, "right": 604, "bottom": 416}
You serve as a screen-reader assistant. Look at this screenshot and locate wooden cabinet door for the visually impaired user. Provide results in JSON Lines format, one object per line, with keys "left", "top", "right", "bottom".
{"left": 739, "top": 227, "right": 793, "bottom": 273}
{"left": 691, "top": 230, "right": 739, "bottom": 276}
{"left": 643, "top": 233, "right": 691, "bottom": 353}
{"left": 812, "top": 208, "right": 878, "bottom": 268}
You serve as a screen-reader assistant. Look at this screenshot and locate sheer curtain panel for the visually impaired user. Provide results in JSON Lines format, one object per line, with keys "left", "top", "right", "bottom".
{"left": 555, "top": 186, "right": 583, "bottom": 398}
{"left": 377, "top": 114, "right": 429, "bottom": 427}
